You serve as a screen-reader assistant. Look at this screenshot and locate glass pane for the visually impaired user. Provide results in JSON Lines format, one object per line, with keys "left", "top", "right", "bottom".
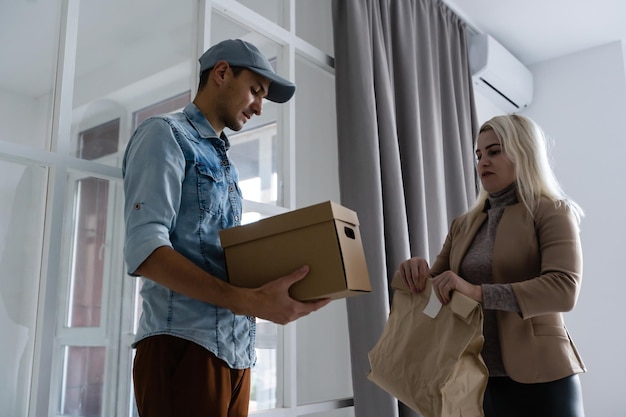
{"left": 65, "top": 174, "right": 115, "bottom": 328}
{"left": 293, "top": 54, "right": 348, "bottom": 406}
{"left": 132, "top": 91, "right": 191, "bottom": 131}
{"left": 211, "top": 13, "right": 287, "bottom": 206}
{"left": 294, "top": 54, "right": 340, "bottom": 206}
{"left": 240, "top": 210, "right": 280, "bottom": 410}
{"left": 132, "top": 279, "right": 143, "bottom": 335}
{"left": 129, "top": 350, "right": 139, "bottom": 417}
{"left": 71, "top": 0, "right": 195, "bottom": 165}
{"left": 77, "top": 119, "right": 120, "bottom": 160}
{"left": 296, "top": 0, "right": 334, "bottom": 57}
{"left": 250, "top": 320, "right": 278, "bottom": 412}
{"left": 0, "top": 0, "right": 60, "bottom": 149}
{"left": 0, "top": 161, "right": 47, "bottom": 417}
{"left": 242, "top": 211, "right": 263, "bottom": 225}
{"left": 235, "top": 0, "right": 289, "bottom": 29}
{"left": 61, "top": 346, "right": 106, "bottom": 417}
{"left": 297, "top": 300, "right": 352, "bottom": 404}
{"left": 229, "top": 123, "right": 279, "bottom": 205}
{"left": 245, "top": 212, "right": 280, "bottom": 411}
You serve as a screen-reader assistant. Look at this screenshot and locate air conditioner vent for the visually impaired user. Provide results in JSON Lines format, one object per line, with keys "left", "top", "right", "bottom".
{"left": 469, "top": 34, "right": 533, "bottom": 113}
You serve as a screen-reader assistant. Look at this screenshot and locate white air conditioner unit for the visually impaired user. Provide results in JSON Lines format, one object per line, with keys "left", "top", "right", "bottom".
{"left": 469, "top": 34, "right": 533, "bottom": 113}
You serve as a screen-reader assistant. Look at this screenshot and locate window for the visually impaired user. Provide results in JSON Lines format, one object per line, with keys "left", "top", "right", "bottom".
{"left": 55, "top": 118, "right": 121, "bottom": 417}
{"left": 1, "top": 1, "right": 346, "bottom": 416}
{"left": 230, "top": 123, "right": 279, "bottom": 206}
{"left": 0, "top": 160, "right": 47, "bottom": 417}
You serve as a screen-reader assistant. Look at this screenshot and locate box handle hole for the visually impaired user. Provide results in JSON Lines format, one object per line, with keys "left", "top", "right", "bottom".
{"left": 344, "top": 226, "right": 355, "bottom": 240}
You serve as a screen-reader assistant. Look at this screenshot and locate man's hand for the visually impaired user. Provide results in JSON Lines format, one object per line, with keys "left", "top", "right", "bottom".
{"left": 242, "top": 266, "right": 331, "bottom": 325}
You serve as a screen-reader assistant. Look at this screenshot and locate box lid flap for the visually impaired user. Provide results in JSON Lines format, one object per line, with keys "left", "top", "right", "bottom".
{"left": 220, "top": 200, "right": 359, "bottom": 247}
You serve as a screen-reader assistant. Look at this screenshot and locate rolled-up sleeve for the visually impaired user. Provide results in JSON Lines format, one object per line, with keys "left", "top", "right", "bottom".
{"left": 122, "top": 118, "right": 186, "bottom": 275}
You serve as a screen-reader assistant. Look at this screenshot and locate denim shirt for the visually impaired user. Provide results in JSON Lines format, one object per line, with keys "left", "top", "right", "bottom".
{"left": 122, "top": 102, "right": 255, "bottom": 369}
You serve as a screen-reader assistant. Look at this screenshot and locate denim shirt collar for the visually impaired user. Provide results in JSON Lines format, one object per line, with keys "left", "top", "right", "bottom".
{"left": 183, "top": 102, "right": 231, "bottom": 150}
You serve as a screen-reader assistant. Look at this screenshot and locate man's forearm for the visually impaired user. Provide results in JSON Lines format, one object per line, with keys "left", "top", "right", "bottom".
{"left": 133, "top": 245, "right": 249, "bottom": 314}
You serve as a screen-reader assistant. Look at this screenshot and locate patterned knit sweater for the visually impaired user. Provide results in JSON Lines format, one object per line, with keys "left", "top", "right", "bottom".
{"left": 459, "top": 182, "right": 521, "bottom": 376}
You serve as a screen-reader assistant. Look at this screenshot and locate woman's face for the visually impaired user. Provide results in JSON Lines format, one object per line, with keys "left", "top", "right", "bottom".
{"left": 475, "top": 129, "right": 516, "bottom": 193}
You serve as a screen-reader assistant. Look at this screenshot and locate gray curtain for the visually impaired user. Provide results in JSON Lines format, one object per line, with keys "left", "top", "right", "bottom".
{"left": 332, "top": 0, "right": 478, "bottom": 416}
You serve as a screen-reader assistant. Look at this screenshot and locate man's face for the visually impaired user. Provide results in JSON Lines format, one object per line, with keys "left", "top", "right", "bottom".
{"left": 216, "top": 67, "right": 270, "bottom": 132}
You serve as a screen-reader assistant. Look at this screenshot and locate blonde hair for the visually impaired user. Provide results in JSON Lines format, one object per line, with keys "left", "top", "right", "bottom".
{"left": 466, "top": 114, "right": 583, "bottom": 225}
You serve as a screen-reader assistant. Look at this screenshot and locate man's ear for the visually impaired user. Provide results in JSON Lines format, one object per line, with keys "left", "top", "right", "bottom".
{"left": 211, "top": 61, "right": 230, "bottom": 85}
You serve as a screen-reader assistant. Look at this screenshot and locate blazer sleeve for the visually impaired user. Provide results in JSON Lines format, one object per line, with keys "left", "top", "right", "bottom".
{"left": 511, "top": 201, "right": 583, "bottom": 318}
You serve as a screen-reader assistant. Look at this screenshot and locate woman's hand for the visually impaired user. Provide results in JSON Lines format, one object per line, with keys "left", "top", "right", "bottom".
{"left": 431, "top": 271, "right": 483, "bottom": 304}
{"left": 398, "top": 257, "right": 431, "bottom": 293}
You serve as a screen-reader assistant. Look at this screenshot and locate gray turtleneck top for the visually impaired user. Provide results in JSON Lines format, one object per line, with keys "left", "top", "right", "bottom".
{"left": 459, "top": 182, "right": 521, "bottom": 376}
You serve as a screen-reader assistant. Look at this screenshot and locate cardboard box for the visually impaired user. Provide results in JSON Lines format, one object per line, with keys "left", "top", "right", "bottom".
{"left": 220, "top": 201, "right": 371, "bottom": 301}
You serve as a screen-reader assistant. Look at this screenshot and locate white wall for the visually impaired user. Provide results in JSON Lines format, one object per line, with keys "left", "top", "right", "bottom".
{"left": 0, "top": 90, "right": 51, "bottom": 148}
{"left": 294, "top": 50, "right": 354, "bottom": 413}
{"left": 522, "top": 41, "right": 626, "bottom": 417}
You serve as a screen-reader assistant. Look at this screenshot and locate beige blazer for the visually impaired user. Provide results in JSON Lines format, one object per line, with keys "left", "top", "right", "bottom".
{"left": 430, "top": 196, "right": 586, "bottom": 383}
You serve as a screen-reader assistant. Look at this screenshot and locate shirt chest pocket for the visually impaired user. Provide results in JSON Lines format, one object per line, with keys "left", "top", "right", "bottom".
{"left": 195, "top": 163, "right": 226, "bottom": 215}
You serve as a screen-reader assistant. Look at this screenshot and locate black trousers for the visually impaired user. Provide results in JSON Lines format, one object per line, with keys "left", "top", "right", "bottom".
{"left": 483, "top": 374, "right": 584, "bottom": 417}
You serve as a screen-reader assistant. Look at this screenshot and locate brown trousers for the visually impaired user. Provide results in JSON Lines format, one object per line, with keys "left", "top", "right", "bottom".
{"left": 133, "top": 335, "right": 251, "bottom": 417}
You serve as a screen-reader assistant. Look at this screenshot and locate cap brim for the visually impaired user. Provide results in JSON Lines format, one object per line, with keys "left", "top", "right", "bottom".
{"left": 248, "top": 67, "right": 296, "bottom": 103}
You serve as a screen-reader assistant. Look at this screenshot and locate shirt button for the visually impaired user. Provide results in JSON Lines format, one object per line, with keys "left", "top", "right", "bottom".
{"left": 234, "top": 215, "right": 240, "bottom": 222}
{"left": 221, "top": 160, "right": 228, "bottom": 166}
{"left": 228, "top": 185, "right": 234, "bottom": 192}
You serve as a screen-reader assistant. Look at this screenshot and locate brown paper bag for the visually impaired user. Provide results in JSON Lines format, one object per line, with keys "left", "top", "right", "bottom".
{"left": 367, "top": 272, "right": 488, "bottom": 417}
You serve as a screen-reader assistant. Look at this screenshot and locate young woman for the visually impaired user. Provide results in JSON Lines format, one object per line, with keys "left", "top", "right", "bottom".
{"left": 399, "top": 114, "right": 586, "bottom": 417}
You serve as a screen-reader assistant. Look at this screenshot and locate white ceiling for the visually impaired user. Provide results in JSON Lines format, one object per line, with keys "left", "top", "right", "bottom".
{"left": 443, "top": 0, "right": 626, "bottom": 65}
{"left": 4, "top": 1, "right": 626, "bottom": 99}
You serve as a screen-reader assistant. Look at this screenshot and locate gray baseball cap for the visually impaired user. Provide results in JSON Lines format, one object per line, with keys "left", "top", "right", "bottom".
{"left": 199, "top": 39, "right": 296, "bottom": 103}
